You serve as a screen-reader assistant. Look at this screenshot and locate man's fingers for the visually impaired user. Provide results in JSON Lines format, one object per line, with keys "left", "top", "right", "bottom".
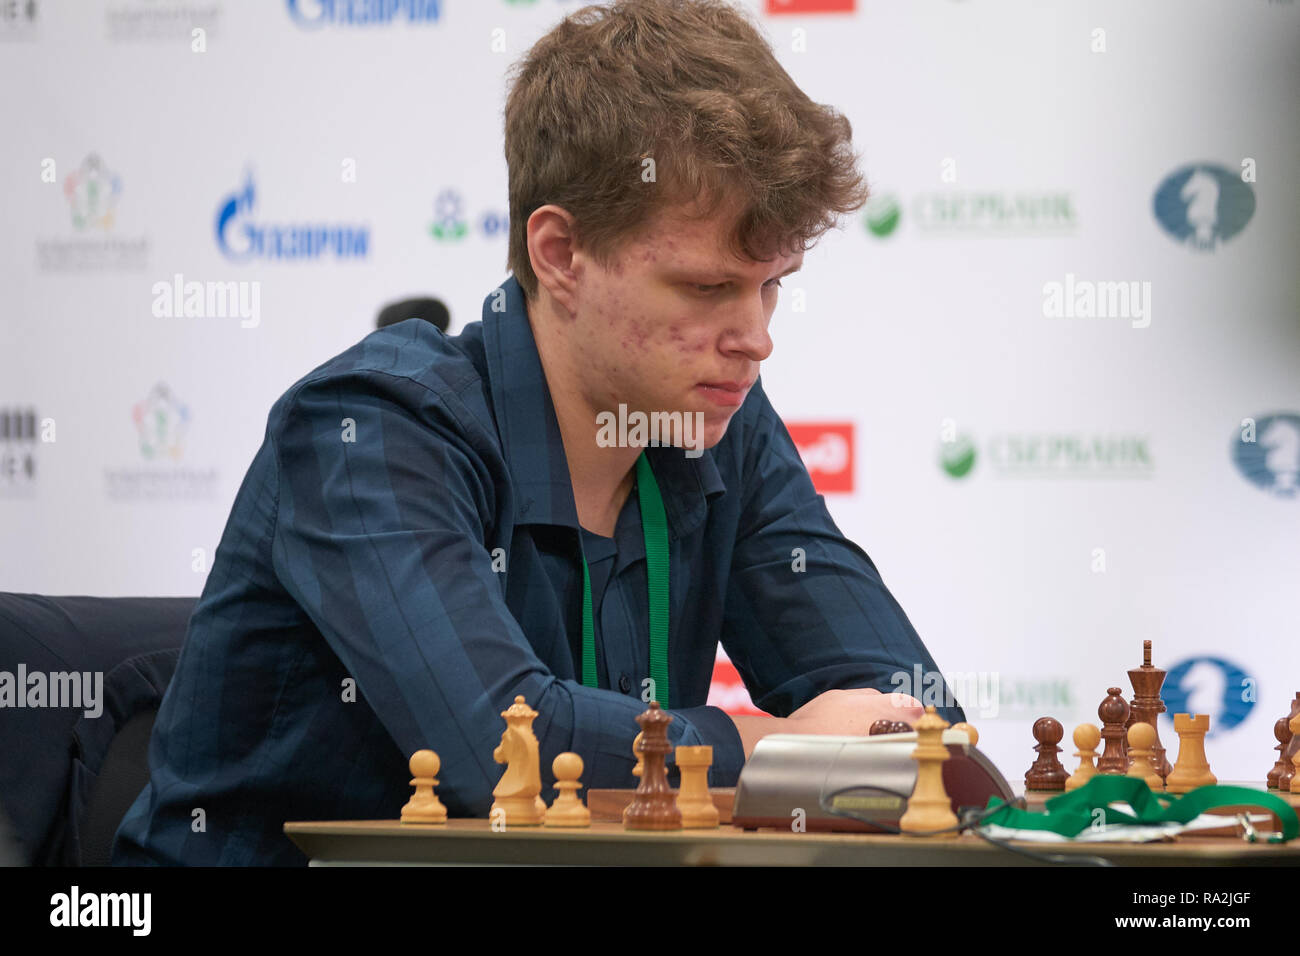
{"left": 885, "top": 691, "right": 923, "bottom": 712}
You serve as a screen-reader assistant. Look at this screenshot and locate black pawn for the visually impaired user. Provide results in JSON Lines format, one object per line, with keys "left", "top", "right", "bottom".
{"left": 1025, "top": 716, "right": 1068, "bottom": 791}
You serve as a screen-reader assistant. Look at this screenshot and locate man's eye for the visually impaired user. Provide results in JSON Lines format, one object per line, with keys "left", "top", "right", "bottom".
{"left": 693, "top": 278, "right": 783, "bottom": 295}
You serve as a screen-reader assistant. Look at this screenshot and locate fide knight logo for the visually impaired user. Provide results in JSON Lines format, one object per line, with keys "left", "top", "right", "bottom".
{"left": 1152, "top": 163, "right": 1255, "bottom": 252}
{"left": 1233, "top": 413, "right": 1300, "bottom": 499}
{"left": 63, "top": 154, "right": 122, "bottom": 231}
{"left": 132, "top": 383, "right": 190, "bottom": 461}
{"left": 1163, "top": 657, "right": 1254, "bottom": 738}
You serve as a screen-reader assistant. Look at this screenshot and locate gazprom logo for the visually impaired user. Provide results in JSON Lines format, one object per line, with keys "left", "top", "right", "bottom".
{"left": 1153, "top": 162, "right": 1255, "bottom": 252}
{"left": 214, "top": 171, "right": 369, "bottom": 263}
{"left": 1163, "top": 656, "right": 1255, "bottom": 737}
{"left": 1233, "top": 413, "right": 1300, "bottom": 499}
{"left": 286, "top": 0, "right": 441, "bottom": 28}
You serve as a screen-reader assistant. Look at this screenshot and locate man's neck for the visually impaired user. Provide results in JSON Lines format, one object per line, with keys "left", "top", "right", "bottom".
{"left": 527, "top": 300, "right": 641, "bottom": 537}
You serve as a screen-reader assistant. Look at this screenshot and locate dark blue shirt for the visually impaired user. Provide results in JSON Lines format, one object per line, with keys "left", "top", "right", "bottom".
{"left": 113, "top": 274, "right": 964, "bottom": 866}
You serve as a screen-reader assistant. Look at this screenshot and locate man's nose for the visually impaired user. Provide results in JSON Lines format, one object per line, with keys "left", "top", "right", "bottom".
{"left": 723, "top": 295, "right": 774, "bottom": 362}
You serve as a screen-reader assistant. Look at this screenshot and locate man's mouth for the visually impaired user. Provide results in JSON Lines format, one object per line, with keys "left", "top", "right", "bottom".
{"left": 696, "top": 381, "right": 751, "bottom": 407}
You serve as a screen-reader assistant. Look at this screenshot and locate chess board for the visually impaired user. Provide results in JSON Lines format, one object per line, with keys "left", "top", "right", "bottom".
{"left": 283, "top": 810, "right": 1300, "bottom": 867}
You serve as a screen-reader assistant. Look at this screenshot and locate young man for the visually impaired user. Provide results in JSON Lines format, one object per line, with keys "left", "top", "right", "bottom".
{"left": 114, "top": 0, "right": 964, "bottom": 866}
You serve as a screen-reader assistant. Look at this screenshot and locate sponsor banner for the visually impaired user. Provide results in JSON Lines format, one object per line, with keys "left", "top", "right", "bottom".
{"left": 36, "top": 154, "right": 150, "bottom": 272}
{"left": 941, "top": 430, "right": 1153, "bottom": 480}
{"left": 787, "top": 422, "right": 853, "bottom": 493}
{"left": 104, "top": 384, "right": 218, "bottom": 501}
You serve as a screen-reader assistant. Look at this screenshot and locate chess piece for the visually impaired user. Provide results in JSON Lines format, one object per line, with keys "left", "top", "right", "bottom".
{"left": 1290, "top": 714, "right": 1300, "bottom": 796}
{"left": 1165, "top": 713, "right": 1216, "bottom": 793}
{"left": 1065, "top": 723, "right": 1101, "bottom": 791}
{"left": 869, "top": 719, "right": 913, "bottom": 735}
{"left": 1024, "top": 717, "right": 1068, "bottom": 791}
{"left": 400, "top": 749, "right": 448, "bottom": 824}
{"left": 624, "top": 702, "right": 682, "bottom": 830}
{"left": 899, "top": 706, "right": 958, "bottom": 837}
{"left": 1125, "top": 722, "right": 1163, "bottom": 791}
{"left": 623, "top": 730, "right": 646, "bottom": 824}
{"left": 1268, "top": 716, "right": 1292, "bottom": 790}
{"left": 951, "top": 722, "right": 978, "bottom": 746}
{"left": 1126, "top": 640, "right": 1172, "bottom": 780}
{"left": 544, "top": 753, "right": 592, "bottom": 827}
{"left": 490, "top": 695, "right": 545, "bottom": 825}
{"left": 1097, "top": 687, "right": 1131, "bottom": 774}
{"left": 674, "top": 746, "right": 720, "bottom": 828}
{"left": 1278, "top": 694, "right": 1300, "bottom": 792}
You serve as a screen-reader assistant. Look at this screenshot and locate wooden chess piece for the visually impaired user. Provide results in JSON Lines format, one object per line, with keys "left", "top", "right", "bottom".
{"left": 1290, "top": 714, "right": 1300, "bottom": 796}
{"left": 899, "top": 706, "right": 958, "bottom": 837}
{"left": 400, "top": 749, "right": 448, "bottom": 824}
{"left": 623, "top": 730, "right": 645, "bottom": 824}
{"left": 624, "top": 702, "right": 682, "bottom": 830}
{"left": 1125, "top": 722, "right": 1163, "bottom": 791}
{"left": 1165, "top": 713, "right": 1216, "bottom": 793}
{"left": 951, "top": 722, "right": 978, "bottom": 745}
{"left": 1065, "top": 723, "right": 1101, "bottom": 791}
{"left": 869, "top": 719, "right": 913, "bottom": 735}
{"left": 1024, "top": 716, "right": 1068, "bottom": 791}
{"left": 1268, "top": 716, "right": 1292, "bottom": 790}
{"left": 1126, "top": 640, "right": 1172, "bottom": 780}
{"left": 1097, "top": 687, "right": 1131, "bottom": 774}
{"left": 1278, "top": 694, "right": 1300, "bottom": 792}
{"left": 674, "top": 745, "right": 720, "bottom": 828}
{"left": 544, "top": 752, "right": 591, "bottom": 827}
{"left": 490, "top": 695, "right": 545, "bottom": 825}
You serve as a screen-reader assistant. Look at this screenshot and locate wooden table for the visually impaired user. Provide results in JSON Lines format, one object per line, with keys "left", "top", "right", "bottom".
{"left": 283, "top": 819, "right": 1300, "bottom": 867}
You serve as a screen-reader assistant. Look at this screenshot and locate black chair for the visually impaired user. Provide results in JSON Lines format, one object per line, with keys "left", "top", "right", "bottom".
{"left": 0, "top": 593, "right": 194, "bottom": 865}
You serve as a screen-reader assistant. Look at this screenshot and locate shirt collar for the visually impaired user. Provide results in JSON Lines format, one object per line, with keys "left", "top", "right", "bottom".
{"left": 481, "top": 275, "right": 727, "bottom": 539}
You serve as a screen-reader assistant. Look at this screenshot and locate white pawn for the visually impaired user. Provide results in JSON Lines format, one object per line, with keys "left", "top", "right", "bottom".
{"left": 545, "top": 752, "right": 591, "bottom": 827}
{"left": 401, "top": 749, "right": 448, "bottom": 824}
{"left": 1065, "top": 724, "right": 1101, "bottom": 791}
{"left": 1125, "top": 722, "right": 1163, "bottom": 791}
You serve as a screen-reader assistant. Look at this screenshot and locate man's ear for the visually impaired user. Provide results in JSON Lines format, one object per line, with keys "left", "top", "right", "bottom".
{"left": 527, "top": 205, "right": 580, "bottom": 316}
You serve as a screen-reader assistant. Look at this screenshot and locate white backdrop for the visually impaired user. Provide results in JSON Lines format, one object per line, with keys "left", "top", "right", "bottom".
{"left": 2, "top": 0, "right": 1297, "bottom": 784}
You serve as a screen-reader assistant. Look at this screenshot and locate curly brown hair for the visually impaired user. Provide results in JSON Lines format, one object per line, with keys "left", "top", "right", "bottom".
{"left": 503, "top": 0, "right": 870, "bottom": 300}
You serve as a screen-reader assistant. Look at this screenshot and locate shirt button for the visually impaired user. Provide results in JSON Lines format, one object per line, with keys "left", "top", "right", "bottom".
{"left": 618, "top": 674, "right": 632, "bottom": 694}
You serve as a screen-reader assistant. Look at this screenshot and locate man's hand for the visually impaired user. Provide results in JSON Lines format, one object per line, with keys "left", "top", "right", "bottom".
{"left": 787, "top": 687, "right": 923, "bottom": 736}
{"left": 728, "top": 687, "right": 924, "bottom": 759}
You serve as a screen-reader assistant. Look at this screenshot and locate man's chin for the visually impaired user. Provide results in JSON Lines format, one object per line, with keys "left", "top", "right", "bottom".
{"left": 686, "top": 414, "right": 734, "bottom": 456}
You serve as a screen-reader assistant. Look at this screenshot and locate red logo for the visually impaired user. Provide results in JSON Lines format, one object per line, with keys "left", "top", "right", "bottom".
{"left": 706, "top": 650, "right": 765, "bottom": 716}
{"left": 786, "top": 422, "right": 854, "bottom": 493}
{"left": 764, "top": 0, "right": 855, "bottom": 13}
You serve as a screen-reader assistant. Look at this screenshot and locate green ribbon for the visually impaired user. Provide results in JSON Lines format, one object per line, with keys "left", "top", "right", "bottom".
{"left": 580, "top": 452, "right": 670, "bottom": 708}
{"left": 981, "top": 776, "right": 1298, "bottom": 843}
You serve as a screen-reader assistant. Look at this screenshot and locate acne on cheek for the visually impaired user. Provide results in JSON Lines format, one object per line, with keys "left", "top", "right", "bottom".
{"left": 667, "top": 323, "right": 708, "bottom": 353}
{"left": 620, "top": 318, "right": 650, "bottom": 351}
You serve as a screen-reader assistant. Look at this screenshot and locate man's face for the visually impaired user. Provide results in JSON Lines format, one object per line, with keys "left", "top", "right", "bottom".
{"left": 565, "top": 201, "right": 803, "bottom": 451}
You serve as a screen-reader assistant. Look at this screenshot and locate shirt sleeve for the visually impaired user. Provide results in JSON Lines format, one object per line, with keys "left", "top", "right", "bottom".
{"left": 719, "top": 380, "right": 968, "bottom": 727}
{"left": 269, "top": 369, "right": 716, "bottom": 814}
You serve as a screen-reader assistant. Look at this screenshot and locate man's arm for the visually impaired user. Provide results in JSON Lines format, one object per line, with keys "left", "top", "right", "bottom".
{"left": 268, "top": 369, "right": 719, "bottom": 812}
{"left": 719, "top": 380, "right": 965, "bottom": 747}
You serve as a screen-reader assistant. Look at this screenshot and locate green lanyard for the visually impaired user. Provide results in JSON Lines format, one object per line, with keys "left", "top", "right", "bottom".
{"left": 580, "top": 452, "right": 670, "bottom": 708}
{"left": 982, "top": 776, "right": 1298, "bottom": 842}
